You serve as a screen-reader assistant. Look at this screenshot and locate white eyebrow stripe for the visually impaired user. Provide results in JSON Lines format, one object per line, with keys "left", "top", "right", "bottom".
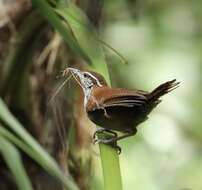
{"left": 84, "top": 72, "right": 102, "bottom": 87}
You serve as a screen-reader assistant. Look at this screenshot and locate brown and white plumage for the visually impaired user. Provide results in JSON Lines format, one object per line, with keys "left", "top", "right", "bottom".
{"left": 64, "top": 67, "right": 179, "bottom": 146}
{"left": 87, "top": 79, "right": 179, "bottom": 133}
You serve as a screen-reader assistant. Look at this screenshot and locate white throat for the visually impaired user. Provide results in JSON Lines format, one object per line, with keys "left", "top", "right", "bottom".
{"left": 83, "top": 87, "right": 92, "bottom": 108}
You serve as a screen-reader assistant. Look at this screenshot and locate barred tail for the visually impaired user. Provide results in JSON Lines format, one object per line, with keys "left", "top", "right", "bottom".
{"left": 149, "top": 79, "right": 179, "bottom": 101}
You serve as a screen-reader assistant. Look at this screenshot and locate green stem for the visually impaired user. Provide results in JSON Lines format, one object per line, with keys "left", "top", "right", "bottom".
{"left": 92, "top": 62, "right": 123, "bottom": 190}
{"left": 99, "top": 144, "right": 122, "bottom": 190}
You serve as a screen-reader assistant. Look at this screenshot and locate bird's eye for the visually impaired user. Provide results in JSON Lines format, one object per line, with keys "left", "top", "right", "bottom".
{"left": 83, "top": 73, "right": 88, "bottom": 78}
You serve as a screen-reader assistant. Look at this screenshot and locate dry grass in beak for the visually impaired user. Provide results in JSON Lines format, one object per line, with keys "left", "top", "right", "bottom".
{"left": 69, "top": 70, "right": 83, "bottom": 89}
{"left": 49, "top": 71, "right": 72, "bottom": 103}
{"left": 62, "top": 68, "right": 70, "bottom": 77}
{"left": 49, "top": 68, "right": 84, "bottom": 103}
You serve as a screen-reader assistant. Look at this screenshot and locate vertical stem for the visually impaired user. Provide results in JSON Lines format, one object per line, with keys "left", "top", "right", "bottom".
{"left": 93, "top": 65, "right": 123, "bottom": 190}
{"left": 100, "top": 144, "right": 122, "bottom": 190}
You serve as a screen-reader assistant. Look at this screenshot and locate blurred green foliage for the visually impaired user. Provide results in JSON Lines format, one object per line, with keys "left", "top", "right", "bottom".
{"left": 0, "top": 0, "right": 202, "bottom": 190}
{"left": 93, "top": 0, "right": 202, "bottom": 189}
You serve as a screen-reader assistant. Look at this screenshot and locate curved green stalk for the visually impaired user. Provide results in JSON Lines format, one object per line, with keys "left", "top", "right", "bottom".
{"left": 0, "top": 136, "right": 33, "bottom": 190}
{"left": 0, "top": 99, "right": 79, "bottom": 190}
{"left": 99, "top": 144, "right": 122, "bottom": 190}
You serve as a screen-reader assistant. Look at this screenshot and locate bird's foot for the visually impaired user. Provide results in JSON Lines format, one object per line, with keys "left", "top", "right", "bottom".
{"left": 95, "top": 137, "right": 121, "bottom": 154}
{"left": 93, "top": 128, "right": 117, "bottom": 143}
{"left": 93, "top": 128, "right": 121, "bottom": 153}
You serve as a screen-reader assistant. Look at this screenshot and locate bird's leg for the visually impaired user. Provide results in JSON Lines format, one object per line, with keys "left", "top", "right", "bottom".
{"left": 96, "top": 129, "right": 137, "bottom": 144}
{"left": 93, "top": 128, "right": 121, "bottom": 154}
{"left": 110, "top": 143, "right": 122, "bottom": 154}
{"left": 93, "top": 127, "right": 117, "bottom": 143}
{"left": 93, "top": 128, "right": 121, "bottom": 153}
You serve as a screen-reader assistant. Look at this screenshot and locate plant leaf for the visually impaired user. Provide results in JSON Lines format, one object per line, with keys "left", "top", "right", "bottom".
{"left": 0, "top": 136, "right": 33, "bottom": 190}
{"left": 0, "top": 98, "right": 79, "bottom": 190}
{"left": 54, "top": 2, "right": 110, "bottom": 81}
{"left": 32, "top": 0, "right": 90, "bottom": 63}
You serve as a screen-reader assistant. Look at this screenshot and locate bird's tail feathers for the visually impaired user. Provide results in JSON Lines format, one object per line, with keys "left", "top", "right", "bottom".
{"left": 149, "top": 79, "right": 179, "bottom": 101}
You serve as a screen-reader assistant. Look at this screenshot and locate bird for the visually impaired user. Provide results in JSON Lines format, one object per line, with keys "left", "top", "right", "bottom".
{"left": 62, "top": 67, "right": 179, "bottom": 152}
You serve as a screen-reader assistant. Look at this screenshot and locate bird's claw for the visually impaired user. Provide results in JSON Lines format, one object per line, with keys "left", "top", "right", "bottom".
{"left": 93, "top": 128, "right": 105, "bottom": 140}
{"left": 93, "top": 128, "right": 117, "bottom": 139}
{"left": 114, "top": 144, "right": 121, "bottom": 154}
{"left": 93, "top": 128, "right": 121, "bottom": 153}
{"left": 93, "top": 137, "right": 121, "bottom": 154}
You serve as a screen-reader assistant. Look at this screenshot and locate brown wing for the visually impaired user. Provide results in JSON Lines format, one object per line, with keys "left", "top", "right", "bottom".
{"left": 103, "top": 95, "right": 146, "bottom": 107}
{"left": 86, "top": 87, "right": 148, "bottom": 111}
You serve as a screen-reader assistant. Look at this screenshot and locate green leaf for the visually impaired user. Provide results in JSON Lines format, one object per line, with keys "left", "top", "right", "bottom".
{"left": 0, "top": 136, "right": 33, "bottom": 190}
{"left": 54, "top": 2, "right": 110, "bottom": 79}
{"left": 0, "top": 98, "right": 79, "bottom": 190}
{"left": 31, "top": 1, "right": 123, "bottom": 190}
{"left": 32, "top": 0, "right": 90, "bottom": 63}
{"left": 53, "top": 3, "right": 123, "bottom": 190}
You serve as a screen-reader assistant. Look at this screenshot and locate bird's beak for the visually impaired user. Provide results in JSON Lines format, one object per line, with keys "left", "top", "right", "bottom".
{"left": 63, "top": 67, "right": 84, "bottom": 87}
{"left": 63, "top": 67, "right": 82, "bottom": 78}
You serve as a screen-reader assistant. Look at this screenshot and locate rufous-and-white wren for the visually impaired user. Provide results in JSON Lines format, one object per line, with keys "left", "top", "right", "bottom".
{"left": 63, "top": 67, "right": 179, "bottom": 150}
